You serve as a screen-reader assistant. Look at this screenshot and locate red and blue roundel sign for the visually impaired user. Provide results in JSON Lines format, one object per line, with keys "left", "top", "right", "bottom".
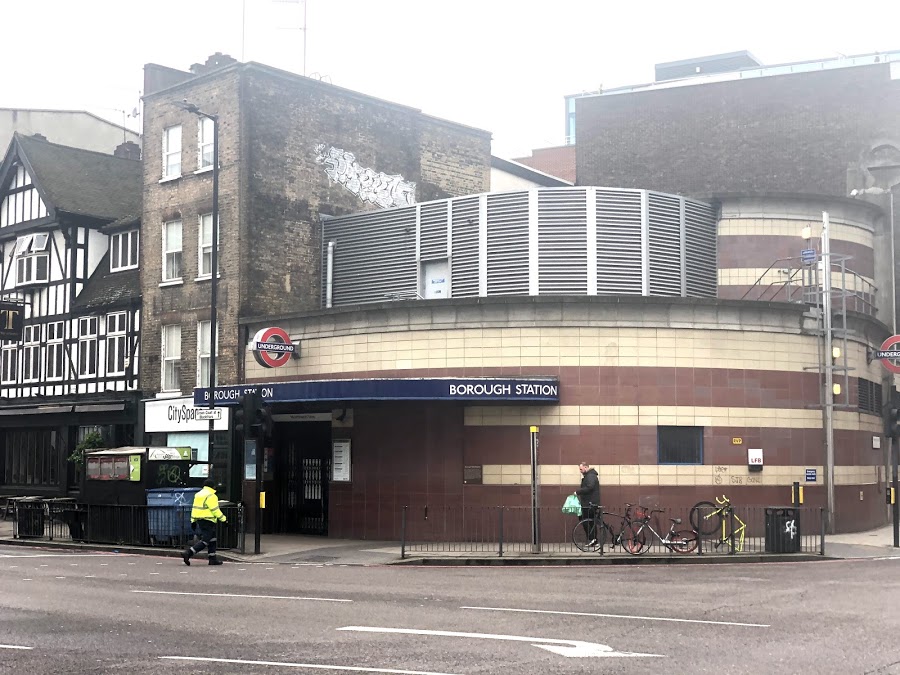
{"left": 252, "top": 327, "right": 296, "bottom": 368}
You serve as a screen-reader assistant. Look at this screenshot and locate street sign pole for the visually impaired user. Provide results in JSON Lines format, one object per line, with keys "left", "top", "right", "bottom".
{"left": 529, "top": 426, "right": 540, "bottom": 553}
{"left": 893, "top": 435, "right": 899, "bottom": 548}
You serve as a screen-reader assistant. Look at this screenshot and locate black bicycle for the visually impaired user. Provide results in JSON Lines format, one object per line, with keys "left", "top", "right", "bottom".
{"left": 572, "top": 503, "right": 642, "bottom": 553}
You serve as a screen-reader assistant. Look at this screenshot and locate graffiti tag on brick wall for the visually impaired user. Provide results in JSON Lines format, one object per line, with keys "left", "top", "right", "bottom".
{"left": 314, "top": 145, "right": 416, "bottom": 209}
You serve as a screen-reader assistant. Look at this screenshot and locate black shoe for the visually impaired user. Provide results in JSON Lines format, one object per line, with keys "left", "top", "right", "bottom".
{"left": 208, "top": 558, "right": 223, "bottom": 566}
{"left": 182, "top": 551, "right": 191, "bottom": 566}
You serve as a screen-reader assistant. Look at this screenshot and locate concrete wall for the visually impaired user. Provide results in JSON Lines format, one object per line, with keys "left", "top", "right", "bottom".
{"left": 0, "top": 110, "right": 140, "bottom": 155}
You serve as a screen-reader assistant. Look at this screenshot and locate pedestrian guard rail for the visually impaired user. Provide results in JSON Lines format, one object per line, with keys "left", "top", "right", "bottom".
{"left": 399, "top": 504, "right": 825, "bottom": 558}
{"left": 9, "top": 499, "right": 245, "bottom": 553}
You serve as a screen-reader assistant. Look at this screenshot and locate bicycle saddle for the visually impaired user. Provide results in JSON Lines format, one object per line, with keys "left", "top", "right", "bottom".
{"left": 670, "top": 517, "right": 682, "bottom": 524}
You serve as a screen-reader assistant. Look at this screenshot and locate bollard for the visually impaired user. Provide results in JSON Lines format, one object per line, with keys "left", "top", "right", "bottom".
{"left": 729, "top": 507, "right": 736, "bottom": 555}
{"left": 820, "top": 507, "right": 826, "bottom": 556}
{"left": 498, "top": 507, "right": 504, "bottom": 558}
{"left": 400, "top": 506, "right": 407, "bottom": 559}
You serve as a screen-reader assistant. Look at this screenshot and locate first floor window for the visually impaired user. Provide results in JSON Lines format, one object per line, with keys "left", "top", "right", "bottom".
{"left": 658, "top": 426, "right": 703, "bottom": 464}
{"left": 46, "top": 321, "right": 65, "bottom": 380}
{"left": 22, "top": 325, "right": 40, "bottom": 382}
{"left": 163, "top": 220, "right": 183, "bottom": 281}
{"left": 1, "top": 343, "right": 17, "bottom": 383}
{"left": 162, "top": 324, "right": 181, "bottom": 391}
{"left": 106, "top": 313, "right": 127, "bottom": 375}
{"left": 197, "top": 320, "right": 218, "bottom": 387}
{"left": 78, "top": 317, "right": 98, "bottom": 377}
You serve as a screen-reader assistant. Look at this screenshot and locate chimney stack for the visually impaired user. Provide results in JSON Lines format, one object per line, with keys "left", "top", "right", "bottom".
{"left": 189, "top": 52, "right": 238, "bottom": 75}
{"left": 114, "top": 140, "right": 141, "bottom": 161}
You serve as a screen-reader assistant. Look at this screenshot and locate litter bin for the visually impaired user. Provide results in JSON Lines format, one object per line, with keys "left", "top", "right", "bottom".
{"left": 146, "top": 487, "right": 201, "bottom": 546}
{"left": 215, "top": 501, "right": 238, "bottom": 550}
{"left": 16, "top": 498, "right": 45, "bottom": 538}
{"left": 764, "top": 507, "right": 801, "bottom": 553}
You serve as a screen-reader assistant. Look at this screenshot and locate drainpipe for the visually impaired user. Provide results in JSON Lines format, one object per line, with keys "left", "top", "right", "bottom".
{"left": 326, "top": 241, "right": 335, "bottom": 308}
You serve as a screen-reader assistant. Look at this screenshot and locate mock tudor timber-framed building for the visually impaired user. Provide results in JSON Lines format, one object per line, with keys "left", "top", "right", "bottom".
{"left": 0, "top": 133, "right": 143, "bottom": 496}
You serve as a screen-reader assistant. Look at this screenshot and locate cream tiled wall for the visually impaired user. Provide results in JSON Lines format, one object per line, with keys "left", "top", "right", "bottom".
{"left": 492, "top": 463, "right": 879, "bottom": 487}
{"left": 462, "top": 406, "right": 883, "bottom": 434}
{"left": 718, "top": 219, "right": 874, "bottom": 248}
{"left": 247, "top": 326, "right": 879, "bottom": 383}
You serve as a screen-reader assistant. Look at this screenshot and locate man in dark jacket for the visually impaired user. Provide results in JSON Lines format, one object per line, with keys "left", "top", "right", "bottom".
{"left": 575, "top": 462, "right": 601, "bottom": 545}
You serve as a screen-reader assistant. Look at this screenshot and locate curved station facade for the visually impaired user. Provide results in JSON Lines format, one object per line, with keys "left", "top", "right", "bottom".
{"left": 203, "top": 187, "right": 890, "bottom": 538}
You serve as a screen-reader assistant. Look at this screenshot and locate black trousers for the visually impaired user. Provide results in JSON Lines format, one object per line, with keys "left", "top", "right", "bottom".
{"left": 189, "top": 520, "right": 218, "bottom": 557}
{"left": 581, "top": 505, "right": 598, "bottom": 540}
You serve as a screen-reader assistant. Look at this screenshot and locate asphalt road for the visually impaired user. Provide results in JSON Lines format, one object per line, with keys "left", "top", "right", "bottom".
{"left": 1, "top": 544, "right": 899, "bottom": 674}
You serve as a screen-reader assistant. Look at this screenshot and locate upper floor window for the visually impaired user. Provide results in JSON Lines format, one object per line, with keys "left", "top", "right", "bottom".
{"left": 163, "top": 220, "right": 183, "bottom": 281}
{"left": 197, "top": 320, "right": 218, "bottom": 387}
{"left": 78, "top": 317, "right": 98, "bottom": 378}
{"left": 0, "top": 163, "right": 48, "bottom": 228}
{"left": 46, "top": 321, "right": 65, "bottom": 381}
{"left": 106, "top": 313, "right": 128, "bottom": 376}
{"left": 162, "top": 324, "right": 181, "bottom": 392}
{"left": 110, "top": 230, "right": 139, "bottom": 271}
{"left": 198, "top": 118, "right": 214, "bottom": 170}
{"left": 22, "top": 325, "right": 40, "bottom": 383}
{"left": 15, "top": 233, "right": 49, "bottom": 285}
{"left": 163, "top": 125, "right": 182, "bottom": 178}
{"left": 198, "top": 213, "right": 220, "bottom": 278}
{"left": 1, "top": 341, "right": 17, "bottom": 384}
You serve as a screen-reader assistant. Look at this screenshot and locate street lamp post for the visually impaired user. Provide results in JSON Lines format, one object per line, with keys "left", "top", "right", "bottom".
{"left": 178, "top": 102, "right": 220, "bottom": 483}
{"left": 850, "top": 186, "right": 898, "bottom": 548}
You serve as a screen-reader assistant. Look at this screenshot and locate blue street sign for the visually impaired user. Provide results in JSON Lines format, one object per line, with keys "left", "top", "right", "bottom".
{"left": 805, "top": 468, "right": 817, "bottom": 482}
{"left": 801, "top": 249, "right": 817, "bottom": 265}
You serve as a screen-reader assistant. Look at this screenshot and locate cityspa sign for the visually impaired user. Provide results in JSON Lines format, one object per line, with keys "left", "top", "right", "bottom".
{"left": 194, "top": 378, "right": 560, "bottom": 406}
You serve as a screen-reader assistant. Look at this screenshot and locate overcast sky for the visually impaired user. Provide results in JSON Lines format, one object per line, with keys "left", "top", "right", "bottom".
{"left": 3, "top": 0, "right": 900, "bottom": 158}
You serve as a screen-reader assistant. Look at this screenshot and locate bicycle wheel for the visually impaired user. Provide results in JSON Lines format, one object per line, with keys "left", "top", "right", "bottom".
{"left": 667, "top": 529, "right": 698, "bottom": 554}
{"left": 690, "top": 501, "right": 721, "bottom": 536}
{"left": 572, "top": 520, "right": 599, "bottom": 552}
{"left": 622, "top": 524, "right": 648, "bottom": 555}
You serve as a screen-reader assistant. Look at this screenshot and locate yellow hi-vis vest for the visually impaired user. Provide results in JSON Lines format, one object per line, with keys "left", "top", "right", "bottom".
{"left": 191, "top": 486, "right": 226, "bottom": 523}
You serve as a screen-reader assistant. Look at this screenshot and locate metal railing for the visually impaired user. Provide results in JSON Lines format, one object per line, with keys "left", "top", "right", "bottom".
{"left": 10, "top": 500, "right": 245, "bottom": 552}
{"left": 399, "top": 504, "right": 825, "bottom": 558}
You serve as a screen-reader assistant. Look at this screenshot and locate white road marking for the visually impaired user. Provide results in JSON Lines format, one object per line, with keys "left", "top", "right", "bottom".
{"left": 132, "top": 590, "right": 351, "bottom": 602}
{"left": 0, "top": 644, "right": 32, "bottom": 650}
{"left": 462, "top": 605, "right": 769, "bottom": 628}
{"left": 337, "top": 626, "right": 661, "bottom": 658}
{"left": 160, "top": 656, "right": 458, "bottom": 674}
{"left": 0, "top": 554, "right": 116, "bottom": 558}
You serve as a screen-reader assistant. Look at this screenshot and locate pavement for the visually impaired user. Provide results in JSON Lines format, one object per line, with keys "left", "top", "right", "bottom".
{"left": 1, "top": 515, "right": 898, "bottom": 565}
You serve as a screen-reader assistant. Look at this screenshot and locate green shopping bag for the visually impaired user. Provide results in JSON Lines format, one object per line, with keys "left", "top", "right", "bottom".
{"left": 562, "top": 494, "right": 582, "bottom": 515}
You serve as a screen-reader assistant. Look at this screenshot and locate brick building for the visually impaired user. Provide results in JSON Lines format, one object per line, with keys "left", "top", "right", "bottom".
{"left": 138, "top": 54, "right": 491, "bottom": 498}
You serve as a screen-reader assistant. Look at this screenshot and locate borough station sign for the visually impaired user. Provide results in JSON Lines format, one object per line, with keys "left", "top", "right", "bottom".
{"left": 195, "top": 377, "right": 561, "bottom": 406}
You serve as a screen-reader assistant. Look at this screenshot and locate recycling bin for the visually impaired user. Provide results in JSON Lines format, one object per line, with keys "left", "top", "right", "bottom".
{"left": 15, "top": 498, "right": 44, "bottom": 538}
{"left": 146, "top": 487, "right": 201, "bottom": 546}
{"left": 764, "top": 506, "right": 801, "bottom": 553}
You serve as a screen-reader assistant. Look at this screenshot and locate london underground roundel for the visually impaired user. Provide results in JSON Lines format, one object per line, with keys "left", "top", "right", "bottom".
{"left": 252, "top": 327, "right": 295, "bottom": 368}
{"left": 877, "top": 335, "right": 900, "bottom": 375}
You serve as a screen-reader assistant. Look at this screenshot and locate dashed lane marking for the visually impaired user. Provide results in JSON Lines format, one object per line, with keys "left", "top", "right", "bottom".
{"left": 160, "top": 656, "right": 458, "bottom": 674}
{"left": 132, "top": 590, "right": 351, "bottom": 602}
{"left": 461, "top": 606, "right": 769, "bottom": 628}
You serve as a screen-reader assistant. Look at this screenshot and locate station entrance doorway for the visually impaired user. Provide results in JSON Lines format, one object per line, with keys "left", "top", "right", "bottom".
{"left": 265, "top": 420, "right": 331, "bottom": 535}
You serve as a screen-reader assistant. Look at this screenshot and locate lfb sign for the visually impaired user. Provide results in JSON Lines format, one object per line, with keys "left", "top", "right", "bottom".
{"left": 251, "top": 327, "right": 298, "bottom": 368}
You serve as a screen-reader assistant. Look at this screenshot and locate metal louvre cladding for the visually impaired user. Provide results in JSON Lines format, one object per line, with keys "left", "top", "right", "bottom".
{"left": 321, "top": 187, "right": 717, "bottom": 306}
{"left": 323, "top": 208, "right": 417, "bottom": 306}
{"left": 539, "top": 188, "right": 588, "bottom": 294}
{"left": 684, "top": 199, "right": 718, "bottom": 297}
{"left": 596, "top": 189, "right": 642, "bottom": 295}
{"left": 647, "top": 192, "right": 684, "bottom": 297}
{"left": 486, "top": 192, "right": 529, "bottom": 295}
{"left": 420, "top": 201, "right": 448, "bottom": 261}
{"left": 451, "top": 196, "right": 480, "bottom": 298}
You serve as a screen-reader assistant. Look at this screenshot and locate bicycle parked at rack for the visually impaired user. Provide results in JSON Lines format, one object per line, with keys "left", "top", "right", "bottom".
{"left": 624, "top": 508, "right": 698, "bottom": 555}
{"left": 689, "top": 494, "right": 746, "bottom": 552}
{"left": 571, "top": 503, "right": 642, "bottom": 553}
